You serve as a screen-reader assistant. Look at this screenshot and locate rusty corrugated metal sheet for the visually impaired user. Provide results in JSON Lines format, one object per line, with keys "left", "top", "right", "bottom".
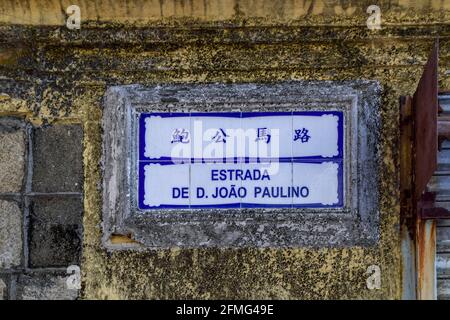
{"left": 435, "top": 94, "right": 450, "bottom": 300}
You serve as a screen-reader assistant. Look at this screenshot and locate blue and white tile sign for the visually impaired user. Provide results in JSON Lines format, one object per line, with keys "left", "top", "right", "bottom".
{"left": 138, "top": 111, "right": 344, "bottom": 209}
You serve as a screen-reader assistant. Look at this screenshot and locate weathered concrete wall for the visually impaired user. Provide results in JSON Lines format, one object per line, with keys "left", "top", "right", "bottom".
{"left": 0, "top": 0, "right": 449, "bottom": 299}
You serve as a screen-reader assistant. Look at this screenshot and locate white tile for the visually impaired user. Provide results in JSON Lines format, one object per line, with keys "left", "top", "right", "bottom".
{"left": 292, "top": 161, "right": 340, "bottom": 206}
{"left": 143, "top": 162, "right": 190, "bottom": 207}
{"left": 292, "top": 113, "right": 340, "bottom": 158}
{"left": 190, "top": 162, "right": 242, "bottom": 207}
{"left": 190, "top": 113, "right": 242, "bottom": 160}
{"left": 241, "top": 162, "right": 292, "bottom": 207}
{"left": 241, "top": 114, "right": 292, "bottom": 160}
{"left": 143, "top": 114, "right": 191, "bottom": 160}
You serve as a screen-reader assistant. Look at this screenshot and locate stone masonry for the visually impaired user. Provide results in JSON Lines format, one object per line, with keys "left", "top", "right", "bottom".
{"left": 0, "top": 118, "right": 82, "bottom": 300}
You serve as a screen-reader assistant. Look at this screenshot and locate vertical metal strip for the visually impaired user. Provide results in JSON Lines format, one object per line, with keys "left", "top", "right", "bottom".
{"left": 416, "top": 218, "right": 437, "bottom": 299}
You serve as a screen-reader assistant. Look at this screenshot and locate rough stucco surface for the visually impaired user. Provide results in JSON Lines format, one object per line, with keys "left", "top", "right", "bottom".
{"left": 0, "top": 120, "right": 25, "bottom": 193}
{"left": 0, "top": 0, "right": 449, "bottom": 300}
{"left": 0, "top": 200, "right": 22, "bottom": 269}
{"left": 16, "top": 274, "right": 78, "bottom": 300}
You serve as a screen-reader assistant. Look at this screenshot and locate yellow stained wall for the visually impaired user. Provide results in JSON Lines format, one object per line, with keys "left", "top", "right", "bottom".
{"left": 0, "top": 0, "right": 450, "bottom": 299}
{"left": 1, "top": 0, "right": 450, "bottom": 25}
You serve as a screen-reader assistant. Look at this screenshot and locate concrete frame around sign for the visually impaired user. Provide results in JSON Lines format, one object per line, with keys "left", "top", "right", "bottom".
{"left": 102, "top": 81, "right": 381, "bottom": 249}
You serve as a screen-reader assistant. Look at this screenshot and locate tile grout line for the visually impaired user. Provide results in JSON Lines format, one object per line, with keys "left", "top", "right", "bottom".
{"left": 9, "top": 274, "right": 17, "bottom": 300}
{"left": 24, "top": 192, "right": 83, "bottom": 197}
{"left": 22, "top": 124, "right": 34, "bottom": 271}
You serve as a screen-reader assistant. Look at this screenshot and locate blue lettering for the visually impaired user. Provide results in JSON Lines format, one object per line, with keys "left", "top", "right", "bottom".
{"left": 196, "top": 187, "right": 205, "bottom": 198}
{"left": 261, "top": 170, "right": 270, "bottom": 180}
{"left": 172, "top": 187, "right": 189, "bottom": 199}
{"left": 300, "top": 186, "right": 309, "bottom": 198}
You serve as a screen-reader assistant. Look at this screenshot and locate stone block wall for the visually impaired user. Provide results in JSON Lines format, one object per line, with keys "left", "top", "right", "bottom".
{"left": 0, "top": 118, "right": 82, "bottom": 300}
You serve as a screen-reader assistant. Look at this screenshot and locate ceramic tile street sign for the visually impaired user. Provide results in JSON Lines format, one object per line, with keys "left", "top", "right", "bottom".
{"left": 138, "top": 111, "right": 344, "bottom": 210}
{"left": 102, "top": 82, "right": 381, "bottom": 248}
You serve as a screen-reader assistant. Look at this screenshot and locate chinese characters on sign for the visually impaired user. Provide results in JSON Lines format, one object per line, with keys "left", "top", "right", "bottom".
{"left": 138, "top": 111, "right": 343, "bottom": 209}
{"left": 171, "top": 128, "right": 190, "bottom": 144}
{"left": 171, "top": 127, "right": 309, "bottom": 145}
{"left": 293, "top": 128, "right": 310, "bottom": 143}
{"left": 256, "top": 127, "right": 271, "bottom": 143}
